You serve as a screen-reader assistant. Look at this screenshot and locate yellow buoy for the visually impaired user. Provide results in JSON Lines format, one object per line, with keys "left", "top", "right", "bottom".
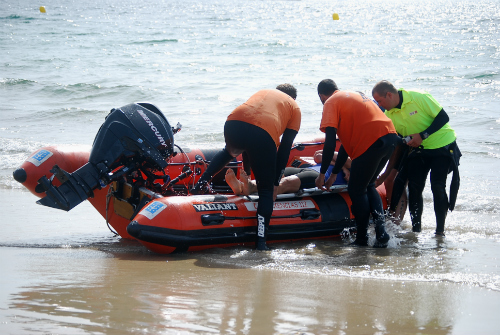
{"left": 332, "top": 13, "right": 339, "bottom": 20}
{"left": 39, "top": 6, "right": 46, "bottom": 13}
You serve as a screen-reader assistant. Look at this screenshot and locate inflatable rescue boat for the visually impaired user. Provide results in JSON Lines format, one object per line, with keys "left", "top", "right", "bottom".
{"left": 13, "top": 103, "right": 388, "bottom": 254}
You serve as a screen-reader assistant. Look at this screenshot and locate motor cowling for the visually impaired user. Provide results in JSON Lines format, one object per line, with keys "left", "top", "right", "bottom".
{"left": 36, "top": 103, "right": 175, "bottom": 211}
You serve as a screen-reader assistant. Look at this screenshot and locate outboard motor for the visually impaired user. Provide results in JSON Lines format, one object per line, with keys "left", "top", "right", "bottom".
{"left": 37, "top": 103, "right": 174, "bottom": 211}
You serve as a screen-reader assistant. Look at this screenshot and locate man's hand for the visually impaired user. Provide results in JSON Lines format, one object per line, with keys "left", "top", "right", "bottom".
{"left": 315, "top": 173, "right": 326, "bottom": 190}
{"left": 324, "top": 173, "right": 337, "bottom": 190}
{"left": 316, "top": 173, "right": 338, "bottom": 191}
{"left": 407, "top": 133, "right": 423, "bottom": 147}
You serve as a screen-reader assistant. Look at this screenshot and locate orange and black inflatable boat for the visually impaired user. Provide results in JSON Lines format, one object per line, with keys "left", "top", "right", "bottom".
{"left": 13, "top": 103, "right": 387, "bottom": 254}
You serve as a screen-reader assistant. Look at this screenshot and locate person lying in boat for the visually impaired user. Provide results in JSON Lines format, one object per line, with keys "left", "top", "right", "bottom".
{"left": 225, "top": 150, "right": 351, "bottom": 196}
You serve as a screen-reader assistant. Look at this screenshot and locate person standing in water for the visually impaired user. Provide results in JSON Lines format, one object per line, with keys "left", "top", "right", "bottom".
{"left": 372, "top": 80, "right": 460, "bottom": 236}
{"left": 315, "top": 79, "right": 399, "bottom": 247}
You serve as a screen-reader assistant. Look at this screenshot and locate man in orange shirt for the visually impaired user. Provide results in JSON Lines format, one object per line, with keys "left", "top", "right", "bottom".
{"left": 192, "top": 84, "right": 301, "bottom": 250}
{"left": 315, "top": 79, "right": 399, "bottom": 247}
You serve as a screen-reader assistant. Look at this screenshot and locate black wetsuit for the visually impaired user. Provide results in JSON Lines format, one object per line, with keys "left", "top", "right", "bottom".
{"left": 195, "top": 120, "right": 297, "bottom": 247}
{"left": 322, "top": 127, "right": 399, "bottom": 244}
{"left": 406, "top": 141, "right": 459, "bottom": 233}
{"left": 388, "top": 96, "right": 460, "bottom": 234}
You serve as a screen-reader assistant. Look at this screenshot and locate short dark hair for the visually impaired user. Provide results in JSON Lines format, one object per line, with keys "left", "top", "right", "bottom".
{"left": 276, "top": 83, "right": 297, "bottom": 100}
{"left": 317, "top": 79, "right": 339, "bottom": 95}
{"left": 372, "top": 80, "right": 398, "bottom": 97}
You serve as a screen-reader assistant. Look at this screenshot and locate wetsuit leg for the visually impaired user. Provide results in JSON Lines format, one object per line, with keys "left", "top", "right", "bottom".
{"left": 195, "top": 149, "right": 234, "bottom": 187}
{"left": 348, "top": 162, "right": 372, "bottom": 245}
{"left": 407, "top": 156, "right": 431, "bottom": 232}
{"left": 245, "top": 140, "right": 276, "bottom": 250}
{"left": 348, "top": 133, "right": 398, "bottom": 246}
{"left": 191, "top": 121, "right": 251, "bottom": 194}
{"left": 223, "top": 121, "right": 277, "bottom": 250}
{"left": 429, "top": 155, "right": 452, "bottom": 234}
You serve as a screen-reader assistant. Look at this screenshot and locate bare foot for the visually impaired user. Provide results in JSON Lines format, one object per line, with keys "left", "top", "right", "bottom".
{"left": 225, "top": 169, "right": 242, "bottom": 195}
{"left": 239, "top": 170, "right": 252, "bottom": 196}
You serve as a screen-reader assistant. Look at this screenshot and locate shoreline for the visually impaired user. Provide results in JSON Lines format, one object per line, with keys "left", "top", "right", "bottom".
{"left": 1, "top": 245, "right": 499, "bottom": 334}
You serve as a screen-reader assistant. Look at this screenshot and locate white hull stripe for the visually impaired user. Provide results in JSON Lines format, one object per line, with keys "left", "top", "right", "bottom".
{"left": 244, "top": 200, "right": 316, "bottom": 212}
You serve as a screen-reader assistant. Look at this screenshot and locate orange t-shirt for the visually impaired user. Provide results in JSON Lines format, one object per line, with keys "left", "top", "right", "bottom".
{"left": 319, "top": 90, "right": 396, "bottom": 159}
{"left": 226, "top": 89, "right": 301, "bottom": 147}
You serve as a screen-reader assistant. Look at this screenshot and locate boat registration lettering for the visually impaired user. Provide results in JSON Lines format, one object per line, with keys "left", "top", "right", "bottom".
{"left": 140, "top": 202, "right": 167, "bottom": 220}
{"left": 193, "top": 202, "right": 238, "bottom": 212}
{"left": 27, "top": 149, "right": 53, "bottom": 167}
{"left": 244, "top": 200, "right": 316, "bottom": 211}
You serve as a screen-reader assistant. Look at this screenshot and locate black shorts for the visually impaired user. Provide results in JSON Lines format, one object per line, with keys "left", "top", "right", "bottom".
{"left": 283, "top": 167, "right": 319, "bottom": 189}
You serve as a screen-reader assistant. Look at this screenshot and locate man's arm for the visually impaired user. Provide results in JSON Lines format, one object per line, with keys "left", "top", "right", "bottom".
{"left": 419, "top": 108, "right": 449, "bottom": 139}
{"left": 320, "top": 127, "right": 337, "bottom": 174}
{"left": 275, "top": 128, "right": 298, "bottom": 186}
{"left": 408, "top": 109, "right": 450, "bottom": 147}
{"left": 316, "top": 127, "right": 338, "bottom": 190}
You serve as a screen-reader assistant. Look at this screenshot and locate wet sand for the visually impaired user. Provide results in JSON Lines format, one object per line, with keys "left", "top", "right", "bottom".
{"left": 1, "top": 189, "right": 499, "bottom": 334}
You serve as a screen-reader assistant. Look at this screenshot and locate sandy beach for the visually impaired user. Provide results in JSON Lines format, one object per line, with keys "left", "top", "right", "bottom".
{"left": 1, "top": 188, "right": 499, "bottom": 334}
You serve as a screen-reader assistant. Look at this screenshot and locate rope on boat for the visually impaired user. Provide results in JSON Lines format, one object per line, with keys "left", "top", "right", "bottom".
{"left": 105, "top": 184, "right": 119, "bottom": 236}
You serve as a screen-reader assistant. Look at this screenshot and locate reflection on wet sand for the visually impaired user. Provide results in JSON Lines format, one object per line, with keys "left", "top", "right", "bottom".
{"left": 4, "top": 245, "right": 496, "bottom": 334}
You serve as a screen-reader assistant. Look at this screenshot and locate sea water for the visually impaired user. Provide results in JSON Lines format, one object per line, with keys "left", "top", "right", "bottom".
{"left": 1, "top": 0, "right": 500, "bottom": 333}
